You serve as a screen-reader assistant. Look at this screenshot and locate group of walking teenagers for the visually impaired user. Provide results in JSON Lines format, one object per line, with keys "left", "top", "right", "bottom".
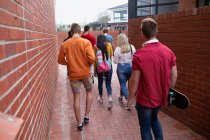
{"left": 58, "top": 18, "right": 177, "bottom": 140}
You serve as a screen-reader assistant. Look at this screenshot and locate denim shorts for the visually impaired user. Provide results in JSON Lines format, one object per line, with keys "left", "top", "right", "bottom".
{"left": 70, "top": 76, "right": 93, "bottom": 93}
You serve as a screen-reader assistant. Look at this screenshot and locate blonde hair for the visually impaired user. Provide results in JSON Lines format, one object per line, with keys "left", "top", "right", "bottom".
{"left": 117, "top": 33, "right": 130, "bottom": 53}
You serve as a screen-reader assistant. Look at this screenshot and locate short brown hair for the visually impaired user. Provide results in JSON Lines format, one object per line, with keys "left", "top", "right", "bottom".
{"left": 103, "top": 28, "right": 108, "bottom": 33}
{"left": 141, "top": 18, "right": 158, "bottom": 39}
{"left": 70, "top": 23, "right": 81, "bottom": 34}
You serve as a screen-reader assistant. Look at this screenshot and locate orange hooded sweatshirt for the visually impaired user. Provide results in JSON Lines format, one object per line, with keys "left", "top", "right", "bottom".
{"left": 57, "top": 37, "right": 95, "bottom": 80}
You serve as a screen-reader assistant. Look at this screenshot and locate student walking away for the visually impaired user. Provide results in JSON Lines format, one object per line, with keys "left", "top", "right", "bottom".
{"left": 63, "top": 30, "right": 72, "bottom": 42}
{"left": 81, "top": 25, "right": 96, "bottom": 83}
{"left": 127, "top": 18, "right": 177, "bottom": 140}
{"left": 57, "top": 23, "right": 95, "bottom": 131}
{"left": 94, "top": 34, "right": 113, "bottom": 110}
{"left": 103, "top": 28, "right": 114, "bottom": 52}
{"left": 81, "top": 25, "right": 96, "bottom": 47}
{"left": 113, "top": 33, "right": 136, "bottom": 107}
{"left": 63, "top": 30, "right": 72, "bottom": 76}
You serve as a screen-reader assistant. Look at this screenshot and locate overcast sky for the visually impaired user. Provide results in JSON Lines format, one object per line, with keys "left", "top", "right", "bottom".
{"left": 55, "top": 0, "right": 128, "bottom": 25}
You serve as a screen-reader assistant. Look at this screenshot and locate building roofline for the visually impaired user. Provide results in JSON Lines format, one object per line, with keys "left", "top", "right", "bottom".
{"left": 108, "top": 3, "right": 128, "bottom": 10}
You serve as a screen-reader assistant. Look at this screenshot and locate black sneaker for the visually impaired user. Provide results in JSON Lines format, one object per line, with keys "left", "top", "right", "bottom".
{"left": 77, "top": 124, "right": 83, "bottom": 131}
{"left": 83, "top": 117, "right": 89, "bottom": 125}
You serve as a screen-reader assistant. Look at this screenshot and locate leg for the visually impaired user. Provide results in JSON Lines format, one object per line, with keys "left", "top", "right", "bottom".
{"left": 120, "top": 79, "right": 129, "bottom": 99}
{"left": 105, "top": 68, "right": 113, "bottom": 96}
{"left": 70, "top": 80, "right": 83, "bottom": 130}
{"left": 117, "top": 66, "right": 123, "bottom": 102}
{"left": 85, "top": 88, "right": 93, "bottom": 117}
{"left": 151, "top": 107, "right": 163, "bottom": 140}
{"left": 135, "top": 103, "right": 153, "bottom": 140}
{"left": 105, "top": 68, "right": 113, "bottom": 110}
{"left": 117, "top": 69, "right": 123, "bottom": 96}
{"left": 72, "top": 92, "right": 81, "bottom": 126}
{"left": 97, "top": 73, "right": 104, "bottom": 97}
{"left": 126, "top": 66, "right": 132, "bottom": 100}
{"left": 126, "top": 66, "right": 132, "bottom": 83}
{"left": 82, "top": 76, "right": 93, "bottom": 125}
{"left": 117, "top": 66, "right": 128, "bottom": 98}
{"left": 118, "top": 89, "right": 123, "bottom": 103}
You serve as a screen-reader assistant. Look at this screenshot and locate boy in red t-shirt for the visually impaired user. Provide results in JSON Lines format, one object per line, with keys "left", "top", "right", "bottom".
{"left": 81, "top": 25, "right": 96, "bottom": 82}
{"left": 127, "top": 18, "right": 177, "bottom": 140}
{"left": 81, "top": 25, "right": 96, "bottom": 47}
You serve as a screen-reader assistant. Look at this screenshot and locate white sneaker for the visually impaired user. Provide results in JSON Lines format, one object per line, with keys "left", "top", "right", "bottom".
{"left": 97, "top": 97, "right": 103, "bottom": 104}
{"left": 131, "top": 103, "right": 135, "bottom": 107}
{"left": 108, "top": 96, "right": 113, "bottom": 109}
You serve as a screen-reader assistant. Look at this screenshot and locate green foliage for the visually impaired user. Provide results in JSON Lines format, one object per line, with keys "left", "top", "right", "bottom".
{"left": 56, "top": 24, "right": 70, "bottom": 32}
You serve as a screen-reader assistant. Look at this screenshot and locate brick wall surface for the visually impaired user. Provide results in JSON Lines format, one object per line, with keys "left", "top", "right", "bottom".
{"left": 57, "top": 32, "right": 67, "bottom": 47}
{"left": 128, "top": 6, "right": 210, "bottom": 138}
{"left": 179, "top": 0, "right": 197, "bottom": 10}
{"left": 0, "top": 0, "right": 57, "bottom": 139}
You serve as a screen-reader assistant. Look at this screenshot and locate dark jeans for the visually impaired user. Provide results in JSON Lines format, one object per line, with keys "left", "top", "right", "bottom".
{"left": 135, "top": 103, "right": 163, "bottom": 140}
{"left": 117, "top": 63, "right": 132, "bottom": 99}
{"left": 97, "top": 68, "right": 112, "bottom": 96}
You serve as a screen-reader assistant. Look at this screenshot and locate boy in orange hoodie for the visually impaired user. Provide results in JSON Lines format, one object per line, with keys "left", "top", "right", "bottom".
{"left": 58, "top": 23, "right": 95, "bottom": 131}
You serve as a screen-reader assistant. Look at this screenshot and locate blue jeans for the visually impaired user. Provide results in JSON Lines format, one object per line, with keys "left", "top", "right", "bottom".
{"left": 117, "top": 63, "right": 132, "bottom": 99}
{"left": 97, "top": 68, "right": 112, "bottom": 96}
{"left": 135, "top": 103, "right": 163, "bottom": 140}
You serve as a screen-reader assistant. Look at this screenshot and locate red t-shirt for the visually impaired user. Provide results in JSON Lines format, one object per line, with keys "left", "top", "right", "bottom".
{"left": 81, "top": 33, "right": 96, "bottom": 47}
{"left": 132, "top": 42, "right": 176, "bottom": 108}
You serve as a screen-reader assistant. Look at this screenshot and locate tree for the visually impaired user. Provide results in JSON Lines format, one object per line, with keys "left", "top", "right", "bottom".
{"left": 96, "top": 11, "right": 111, "bottom": 27}
{"left": 87, "top": 22, "right": 101, "bottom": 30}
{"left": 56, "top": 24, "right": 70, "bottom": 32}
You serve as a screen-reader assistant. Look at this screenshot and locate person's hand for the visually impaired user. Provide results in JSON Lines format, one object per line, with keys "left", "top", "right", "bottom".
{"left": 90, "top": 74, "right": 94, "bottom": 84}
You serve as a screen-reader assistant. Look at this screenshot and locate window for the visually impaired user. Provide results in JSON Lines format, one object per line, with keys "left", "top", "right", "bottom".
{"left": 114, "top": 26, "right": 126, "bottom": 30}
{"left": 136, "top": 0, "right": 179, "bottom": 16}
{"left": 114, "top": 10, "right": 128, "bottom": 22}
{"left": 197, "top": 0, "right": 210, "bottom": 7}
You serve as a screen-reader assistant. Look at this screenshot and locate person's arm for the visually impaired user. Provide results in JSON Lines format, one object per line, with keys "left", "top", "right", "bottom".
{"left": 86, "top": 41, "right": 95, "bottom": 65}
{"left": 170, "top": 65, "right": 177, "bottom": 88}
{"left": 170, "top": 52, "right": 177, "bottom": 88}
{"left": 106, "top": 43, "right": 113, "bottom": 60}
{"left": 93, "top": 47, "right": 97, "bottom": 76}
{"left": 113, "top": 48, "right": 119, "bottom": 64}
{"left": 127, "top": 70, "right": 140, "bottom": 107}
{"left": 132, "top": 45, "right": 136, "bottom": 54}
{"left": 92, "top": 35, "right": 96, "bottom": 47}
{"left": 111, "top": 36, "right": 115, "bottom": 54}
{"left": 110, "top": 43, "right": 113, "bottom": 60}
{"left": 57, "top": 45, "right": 67, "bottom": 65}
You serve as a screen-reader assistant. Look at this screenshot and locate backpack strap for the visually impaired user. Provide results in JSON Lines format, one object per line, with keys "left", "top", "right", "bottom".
{"left": 129, "top": 44, "right": 133, "bottom": 55}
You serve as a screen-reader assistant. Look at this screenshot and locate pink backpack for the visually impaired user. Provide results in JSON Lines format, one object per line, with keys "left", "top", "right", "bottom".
{"left": 96, "top": 49, "right": 111, "bottom": 73}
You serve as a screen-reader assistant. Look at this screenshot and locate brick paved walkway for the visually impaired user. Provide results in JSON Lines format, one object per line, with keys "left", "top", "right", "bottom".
{"left": 48, "top": 65, "right": 206, "bottom": 140}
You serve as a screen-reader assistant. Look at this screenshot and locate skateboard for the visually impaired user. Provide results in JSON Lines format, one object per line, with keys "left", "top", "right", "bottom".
{"left": 168, "top": 88, "right": 190, "bottom": 109}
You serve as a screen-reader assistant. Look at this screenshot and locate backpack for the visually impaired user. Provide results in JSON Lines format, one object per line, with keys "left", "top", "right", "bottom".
{"left": 96, "top": 49, "right": 111, "bottom": 73}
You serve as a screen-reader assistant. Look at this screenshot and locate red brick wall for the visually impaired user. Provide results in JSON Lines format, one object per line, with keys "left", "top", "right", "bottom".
{"left": 128, "top": 6, "right": 210, "bottom": 138}
{"left": 57, "top": 32, "right": 67, "bottom": 47}
{"left": 179, "top": 0, "right": 197, "bottom": 10}
{"left": 0, "top": 0, "right": 57, "bottom": 139}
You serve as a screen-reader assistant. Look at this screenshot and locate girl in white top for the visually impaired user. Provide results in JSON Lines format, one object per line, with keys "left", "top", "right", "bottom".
{"left": 113, "top": 33, "right": 136, "bottom": 105}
